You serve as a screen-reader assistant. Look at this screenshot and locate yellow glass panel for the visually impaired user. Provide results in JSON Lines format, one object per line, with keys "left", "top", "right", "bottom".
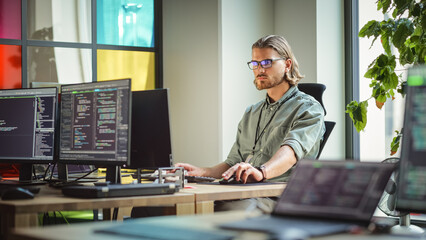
{"left": 97, "top": 50, "right": 155, "bottom": 91}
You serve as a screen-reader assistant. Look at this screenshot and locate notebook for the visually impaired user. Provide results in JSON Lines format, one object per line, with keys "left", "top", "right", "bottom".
{"left": 220, "top": 160, "right": 395, "bottom": 237}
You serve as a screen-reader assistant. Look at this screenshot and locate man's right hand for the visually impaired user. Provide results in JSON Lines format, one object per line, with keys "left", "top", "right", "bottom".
{"left": 174, "top": 163, "right": 206, "bottom": 176}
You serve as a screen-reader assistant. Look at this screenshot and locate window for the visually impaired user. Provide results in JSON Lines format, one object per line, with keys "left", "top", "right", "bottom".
{"left": 0, "top": 0, "right": 161, "bottom": 90}
{"left": 353, "top": 1, "right": 405, "bottom": 161}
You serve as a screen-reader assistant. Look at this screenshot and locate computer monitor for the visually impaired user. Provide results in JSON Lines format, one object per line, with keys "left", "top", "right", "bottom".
{"left": 394, "top": 66, "right": 426, "bottom": 235}
{"left": 0, "top": 87, "right": 58, "bottom": 182}
{"left": 129, "top": 89, "right": 173, "bottom": 169}
{"left": 397, "top": 66, "right": 426, "bottom": 214}
{"left": 58, "top": 79, "right": 131, "bottom": 183}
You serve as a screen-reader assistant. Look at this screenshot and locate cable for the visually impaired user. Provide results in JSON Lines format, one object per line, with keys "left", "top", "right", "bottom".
{"left": 57, "top": 211, "right": 70, "bottom": 224}
{"left": 112, "top": 208, "right": 119, "bottom": 220}
{"left": 48, "top": 167, "right": 99, "bottom": 188}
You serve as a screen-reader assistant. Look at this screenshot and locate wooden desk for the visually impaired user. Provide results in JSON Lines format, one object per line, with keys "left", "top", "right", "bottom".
{"left": 182, "top": 182, "right": 286, "bottom": 214}
{"left": 1, "top": 182, "right": 285, "bottom": 237}
{"left": 0, "top": 185, "right": 195, "bottom": 237}
{"left": 9, "top": 211, "right": 416, "bottom": 240}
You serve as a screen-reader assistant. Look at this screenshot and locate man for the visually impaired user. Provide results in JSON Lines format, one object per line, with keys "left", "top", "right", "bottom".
{"left": 176, "top": 35, "right": 325, "bottom": 184}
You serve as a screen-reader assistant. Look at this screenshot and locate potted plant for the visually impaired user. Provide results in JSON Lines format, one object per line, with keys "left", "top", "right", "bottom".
{"left": 346, "top": 0, "right": 426, "bottom": 155}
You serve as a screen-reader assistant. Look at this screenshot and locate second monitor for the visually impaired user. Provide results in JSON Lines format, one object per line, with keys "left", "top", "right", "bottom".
{"left": 129, "top": 89, "right": 173, "bottom": 169}
{"left": 58, "top": 79, "right": 132, "bottom": 183}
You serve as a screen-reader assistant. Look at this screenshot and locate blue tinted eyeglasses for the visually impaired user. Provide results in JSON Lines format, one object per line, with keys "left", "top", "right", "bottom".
{"left": 247, "top": 58, "right": 286, "bottom": 70}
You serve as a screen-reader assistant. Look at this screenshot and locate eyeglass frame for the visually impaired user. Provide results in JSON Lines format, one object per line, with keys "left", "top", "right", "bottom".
{"left": 247, "top": 58, "right": 286, "bottom": 70}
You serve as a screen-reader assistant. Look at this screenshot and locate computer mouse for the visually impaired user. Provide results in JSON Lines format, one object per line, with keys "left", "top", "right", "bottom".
{"left": 219, "top": 174, "right": 243, "bottom": 185}
{"left": 1, "top": 187, "right": 35, "bottom": 200}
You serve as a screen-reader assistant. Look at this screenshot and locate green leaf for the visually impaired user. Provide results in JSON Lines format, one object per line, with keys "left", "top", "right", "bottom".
{"left": 377, "top": 54, "right": 388, "bottom": 67}
{"left": 380, "top": 0, "right": 392, "bottom": 13}
{"left": 400, "top": 46, "right": 414, "bottom": 65}
{"left": 389, "top": 89, "right": 395, "bottom": 98}
{"left": 383, "top": 72, "right": 399, "bottom": 90}
{"left": 359, "top": 20, "right": 381, "bottom": 38}
{"left": 392, "top": 8, "right": 398, "bottom": 18}
{"left": 364, "top": 66, "right": 379, "bottom": 79}
{"left": 372, "top": 83, "right": 387, "bottom": 103}
{"left": 381, "top": 35, "right": 392, "bottom": 55}
{"left": 390, "top": 130, "right": 402, "bottom": 155}
{"left": 392, "top": 19, "right": 414, "bottom": 48}
{"left": 394, "top": 0, "right": 410, "bottom": 16}
{"left": 346, "top": 101, "right": 368, "bottom": 132}
{"left": 411, "top": 2, "right": 421, "bottom": 17}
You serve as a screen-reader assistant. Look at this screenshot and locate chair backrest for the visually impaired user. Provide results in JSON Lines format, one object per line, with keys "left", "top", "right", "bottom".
{"left": 297, "top": 83, "right": 327, "bottom": 115}
{"left": 297, "top": 83, "right": 335, "bottom": 159}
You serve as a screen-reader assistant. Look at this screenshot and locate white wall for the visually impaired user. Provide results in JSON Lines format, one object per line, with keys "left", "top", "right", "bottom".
{"left": 316, "top": 0, "right": 345, "bottom": 159}
{"left": 220, "top": 0, "right": 273, "bottom": 161}
{"left": 163, "top": 0, "right": 220, "bottom": 167}
{"left": 163, "top": 0, "right": 346, "bottom": 167}
{"left": 274, "top": 0, "right": 317, "bottom": 84}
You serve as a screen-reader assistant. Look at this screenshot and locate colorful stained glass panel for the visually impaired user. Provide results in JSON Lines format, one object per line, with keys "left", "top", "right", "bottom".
{"left": 0, "top": 45, "right": 22, "bottom": 89}
{"left": 97, "top": 49, "right": 155, "bottom": 91}
{"left": 0, "top": 0, "right": 21, "bottom": 39}
{"left": 97, "top": 0, "right": 154, "bottom": 47}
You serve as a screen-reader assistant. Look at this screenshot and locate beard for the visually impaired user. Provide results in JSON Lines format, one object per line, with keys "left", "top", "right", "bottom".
{"left": 253, "top": 74, "right": 286, "bottom": 90}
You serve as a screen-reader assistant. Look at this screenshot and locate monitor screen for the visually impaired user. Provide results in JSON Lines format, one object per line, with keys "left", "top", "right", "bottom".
{"left": 59, "top": 79, "right": 131, "bottom": 167}
{"left": 0, "top": 87, "right": 58, "bottom": 163}
{"left": 0, "top": 88, "right": 58, "bottom": 181}
{"left": 396, "top": 66, "right": 426, "bottom": 213}
{"left": 129, "top": 89, "right": 172, "bottom": 169}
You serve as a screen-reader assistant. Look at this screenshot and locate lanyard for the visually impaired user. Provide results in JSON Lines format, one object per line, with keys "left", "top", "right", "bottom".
{"left": 252, "top": 90, "right": 297, "bottom": 154}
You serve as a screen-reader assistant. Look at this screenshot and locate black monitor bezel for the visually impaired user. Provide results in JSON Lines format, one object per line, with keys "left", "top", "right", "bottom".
{"left": 128, "top": 88, "right": 173, "bottom": 169}
{"left": 396, "top": 67, "right": 426, "bottom": 214}
{"left": 0, "top": 87, "right": 59, "bottom": 164}
{"left": 58, "top": 79, "right": 132, "bottom": 167}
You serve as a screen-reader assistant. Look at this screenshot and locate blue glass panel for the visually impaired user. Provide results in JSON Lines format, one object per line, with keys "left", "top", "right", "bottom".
{"left": 97, "top": 0, "right": 154, "bottom": 47}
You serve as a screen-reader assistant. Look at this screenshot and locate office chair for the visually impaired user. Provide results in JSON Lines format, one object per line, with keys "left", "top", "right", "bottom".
{"left": 297, "top": 83, "right": 336, "bottom": 159}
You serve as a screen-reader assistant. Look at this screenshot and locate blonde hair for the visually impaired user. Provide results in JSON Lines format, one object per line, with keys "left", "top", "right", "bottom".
{"left": 252, "top": 35, "right": 304, "bottom": 85}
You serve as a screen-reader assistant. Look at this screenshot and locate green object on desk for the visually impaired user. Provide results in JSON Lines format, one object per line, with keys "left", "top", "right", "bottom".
{"left": 39, "top": 211, "right": 95, "bottom": 225}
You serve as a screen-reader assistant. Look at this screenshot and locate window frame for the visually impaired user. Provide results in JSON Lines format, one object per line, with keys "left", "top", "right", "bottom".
{"left": 344, "top": 0, "right": 360, "bottom": 160}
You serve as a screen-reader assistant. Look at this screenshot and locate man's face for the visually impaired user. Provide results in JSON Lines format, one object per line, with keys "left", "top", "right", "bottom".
{"left": 252, "top": 47, "right": 287, "bottom": 90}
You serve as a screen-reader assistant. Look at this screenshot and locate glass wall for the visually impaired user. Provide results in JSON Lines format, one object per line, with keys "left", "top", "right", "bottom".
{"left": 0, "top": 0, "right": 158, "bottom": 90}
{"left": 27, "top": 46, "right": 92, "bottom": 85}
{"left": 97, "top": 0, "right": 154, "bottom": 47}
{"left": 0, "top": 45, "right": 21, "bottom": 89}
{"left": 27, "top": 0, "right": 91, "bottom": 43}
{"left": 97, "top": 49, "right": 155, "bottom": 90}
{"left": 0, "top": 0, "right": 21, "bottom": 39}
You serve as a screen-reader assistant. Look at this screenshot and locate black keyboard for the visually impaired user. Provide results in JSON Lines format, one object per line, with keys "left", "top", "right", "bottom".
{"left": 185, "top": 176, "right": 215, "bottom": 183}
{"left": 132, "top": 174, "right": 215, "bottom": 183}
{"left": 61, "top": 183, "right": 178, "bottom": 198}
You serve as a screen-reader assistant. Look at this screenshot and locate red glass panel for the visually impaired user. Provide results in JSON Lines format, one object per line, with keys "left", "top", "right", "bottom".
{"left": 0, "top": 0, "right": 21, "bottom": 39}
{"left": 0, "top": 45, "right": 22, "bottom": 89}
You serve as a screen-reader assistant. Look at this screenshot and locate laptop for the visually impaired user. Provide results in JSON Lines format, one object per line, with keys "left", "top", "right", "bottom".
{"left": 220, "top": 160, "right": 395, "bottom": 237}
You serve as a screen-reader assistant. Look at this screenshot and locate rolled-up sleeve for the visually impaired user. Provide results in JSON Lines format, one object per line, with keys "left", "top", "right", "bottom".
{"left": 225, "top": 121, "right": 243, "bottom": 167}
{"left": 282, "top": 99, "right": 325, "bottom": 160}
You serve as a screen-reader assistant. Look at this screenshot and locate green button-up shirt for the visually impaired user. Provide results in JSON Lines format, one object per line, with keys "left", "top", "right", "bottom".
{"left": 224, "top": 85, "right": 325, "bottom": 182}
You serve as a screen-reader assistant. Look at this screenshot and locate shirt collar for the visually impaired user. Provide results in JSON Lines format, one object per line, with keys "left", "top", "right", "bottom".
{"left": 265, "top": 85, "right": 298, "bottom": 106}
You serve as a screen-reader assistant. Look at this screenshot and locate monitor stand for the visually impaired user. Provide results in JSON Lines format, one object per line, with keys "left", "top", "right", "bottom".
{"left": 57, "top": 163, "right": 68, "bottom": 182}
{"left": 105, "top": 166, "right": 121, "bottom": 184}
{"left": 391, "top": 214, "right": 425, "bottom": 236}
